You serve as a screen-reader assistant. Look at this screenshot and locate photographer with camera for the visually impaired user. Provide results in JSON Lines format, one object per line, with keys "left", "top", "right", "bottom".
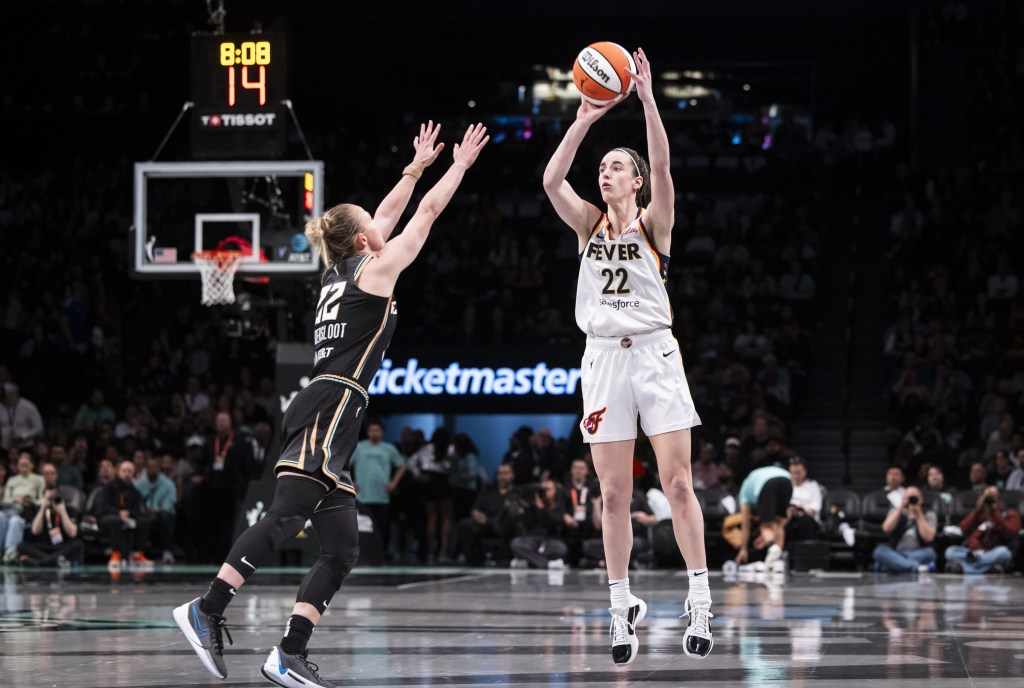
{"left": 943, "top": 486, "right": 1020, "bottom": 574}
{"left": 871, "top": 486, "right": 938, "bottom": 572}
{"left": 510, "top": 479, "right": 568, "bottom": 569}
{"left": 17, "top": 463, "right": 83, "bottom": 568}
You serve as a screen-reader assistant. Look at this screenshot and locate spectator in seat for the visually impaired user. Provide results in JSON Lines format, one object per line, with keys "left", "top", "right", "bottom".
{"left": 989, "top": 449, "right": 1017, "bottom": 490}
{"left": 448, "top": 463, "right": 520, "bottom": 565}
{"left": 510, "top": 479, "right": 568, "bottom": 569}
{"left": 449, "top": 433, "right": 481, "bottom": 521}
{"left": 944, "top": 486, "right": 1021, "bottom": 574}
{"left": 73, "top": 389, "right": 115, "bottom": 434}
{"left": 884, "top": 466, "right": 906, "bottom": 508}
{"left": 787, "top": 456, "right": 823, "bottom": 540}
{"left": 871, "top": 486, "right": 938, "bottom": 573}
{"left": 17, "top": 463, "right": 83, "bottom": 567}
{"left": 0, "top": 384, "right": 44, "bottom": 452}
{"left": 1007, "top": 450, "right": 1024, "bottom": 491}
{"left": 1, "top": 453, "right": 44, "bottom": 563}
{"left": 135, "top": 454, "right": 177, "bottom": 564}
{"left": 691, "top": 442, "right": 721, "bottom": 490}
{"left": 966, "top": 461, "right": 988, "bottom": 492}
{"left": 562, "top": 458, "right": 599, "bottom": 565}
{"left": 52, "top": 444, "right": 83, "bottom": 492}
{"left": 91, "top": 459, "right": 153, "bottom": 570}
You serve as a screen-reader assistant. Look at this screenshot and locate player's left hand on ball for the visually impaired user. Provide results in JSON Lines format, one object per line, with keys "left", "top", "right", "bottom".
{"left": 413, "top": 120, "right": 444, "bottom": 167}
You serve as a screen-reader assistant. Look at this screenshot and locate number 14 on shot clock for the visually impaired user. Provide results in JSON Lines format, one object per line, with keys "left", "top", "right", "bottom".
{"left": 218, "top": 40, "right": 271, "bottom": 105}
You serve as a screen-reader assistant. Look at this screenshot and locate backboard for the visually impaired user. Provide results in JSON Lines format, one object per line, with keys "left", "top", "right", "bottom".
{"left": 132, "top": 160, "right": 324, "bottom": 277}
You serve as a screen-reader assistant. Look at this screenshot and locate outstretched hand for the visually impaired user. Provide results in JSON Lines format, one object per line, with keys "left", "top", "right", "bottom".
{"left": 452, "top": 123, "right": 489, "bottom": 167}
{"left": 631, "top": 47, "right": 654, "bottom": 105}
{"left": 412, "top": 120, "right": 444, "bottom": 167}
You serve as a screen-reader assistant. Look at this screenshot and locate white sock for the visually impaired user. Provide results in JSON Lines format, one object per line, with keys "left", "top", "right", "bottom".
{"left": 688, "top": 568, "right": 711, "bottom": 605}
{"left": 609, "top": 578, "right": 631, "bottom": 610}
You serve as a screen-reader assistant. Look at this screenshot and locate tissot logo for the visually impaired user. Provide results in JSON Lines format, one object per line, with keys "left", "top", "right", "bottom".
{"left": 200, "top": 113, "right": 278, "bottom": 127}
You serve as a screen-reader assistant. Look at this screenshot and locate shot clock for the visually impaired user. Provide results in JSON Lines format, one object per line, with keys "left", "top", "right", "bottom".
{"left": 190, "top": 32, "right": 287, "bottom": 159}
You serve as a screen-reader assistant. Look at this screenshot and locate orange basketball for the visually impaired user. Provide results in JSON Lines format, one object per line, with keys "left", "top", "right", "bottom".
{"left": 572, "top": 41, "right": 636, "bottom": 106}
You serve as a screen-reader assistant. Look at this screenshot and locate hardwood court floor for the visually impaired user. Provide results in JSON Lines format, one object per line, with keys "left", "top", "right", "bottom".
{"left": 2, "top": 565, "right": 1023, "bottom": 686}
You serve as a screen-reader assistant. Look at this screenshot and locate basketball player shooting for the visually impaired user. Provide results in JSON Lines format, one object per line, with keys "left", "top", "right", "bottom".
{"left": 173, "top": 121, "right": 489, "bottom": 688}
{"left": 542, "top": 47, "right": 714, "bottom": 666}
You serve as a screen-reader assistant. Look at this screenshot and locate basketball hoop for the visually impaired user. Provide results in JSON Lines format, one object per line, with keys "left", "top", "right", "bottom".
{"left": 193, "top": 250, "right": 243, "bottom": 305}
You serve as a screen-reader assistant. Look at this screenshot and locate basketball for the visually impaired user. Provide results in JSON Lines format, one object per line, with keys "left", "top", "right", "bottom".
{"left": 572, "top": 41, "right": 636, "bottom": 106}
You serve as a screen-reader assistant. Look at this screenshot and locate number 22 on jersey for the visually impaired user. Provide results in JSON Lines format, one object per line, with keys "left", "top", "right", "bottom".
{"left": 315, "top": 281, "right": 346, "bottom": 324}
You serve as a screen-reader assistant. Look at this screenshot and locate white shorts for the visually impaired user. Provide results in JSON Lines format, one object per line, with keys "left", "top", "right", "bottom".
{"left": 579, "top": 329, "right": 701, "bottom": 443}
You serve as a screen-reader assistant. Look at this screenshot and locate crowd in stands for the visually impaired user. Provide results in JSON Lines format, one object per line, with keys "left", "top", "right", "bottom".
{"left": 882, "top": 0, "right": 1024, "bottom": 531}
{"left": 2, "top": 1, "right": 1019, "bottom": 575}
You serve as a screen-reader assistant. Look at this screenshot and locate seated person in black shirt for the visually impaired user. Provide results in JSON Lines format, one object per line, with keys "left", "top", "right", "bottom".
{"left": 90, "top": 459, "right": 153, "bottom": 569}
{"left": 448, "top": 463, "right": 521, "bottom": 565}
{"left": 562, "top": 458, "right": 599, "bottom": 565}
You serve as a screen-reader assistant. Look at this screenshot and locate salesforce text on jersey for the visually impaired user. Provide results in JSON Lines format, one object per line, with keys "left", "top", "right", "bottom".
{"left": 369, "top": 359, "right": 582, "bottom": 396}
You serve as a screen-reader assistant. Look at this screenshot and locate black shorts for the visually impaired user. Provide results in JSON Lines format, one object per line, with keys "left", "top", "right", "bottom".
{"left": 275, "top": 376, "right": 368, "bottom": 493}
{"left": 756, "top": 477, "right": 793, "bottom": 523}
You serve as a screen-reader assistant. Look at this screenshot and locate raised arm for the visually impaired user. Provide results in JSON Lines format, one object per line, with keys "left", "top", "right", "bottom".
{"left": 542, "top": 101, "right": 611, "bottom": 249}
{"left": 358, "top": 123, "right": 489, "bottom": 295}
{"left": 633, "top": 48, "right": 675, "bottom": 253}
{"left": 372, "top": 121, "right": 445, "bottom": 241}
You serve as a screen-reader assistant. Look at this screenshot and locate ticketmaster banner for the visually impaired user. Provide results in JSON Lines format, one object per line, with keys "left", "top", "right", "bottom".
{"left": 277, "top": 343, "right": 585, "bottom": 414}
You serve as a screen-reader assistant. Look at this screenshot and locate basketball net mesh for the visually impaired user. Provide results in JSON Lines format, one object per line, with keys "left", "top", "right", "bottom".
{"left": 193, "top": 250, "right": 243, "bottom": 305}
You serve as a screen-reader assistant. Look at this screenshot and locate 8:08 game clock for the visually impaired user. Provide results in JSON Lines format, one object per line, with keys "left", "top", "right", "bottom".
{"left": 190, "top": 32, "right": 287, "bottom": 159}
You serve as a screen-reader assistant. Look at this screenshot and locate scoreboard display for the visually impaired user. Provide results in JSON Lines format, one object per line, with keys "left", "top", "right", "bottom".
{"left": 190, "top": 32, "right": 286, "bottom": 159}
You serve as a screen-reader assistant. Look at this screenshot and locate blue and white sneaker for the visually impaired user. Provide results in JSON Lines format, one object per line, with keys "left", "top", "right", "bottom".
{"left": 172, "top": 597, "right": 232, "bottom": 679}
{"left": 261, "top": 646, "right": 335, "bottom": 688}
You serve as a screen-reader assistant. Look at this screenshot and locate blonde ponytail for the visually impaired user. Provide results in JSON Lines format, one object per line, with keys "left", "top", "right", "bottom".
{"left": 305, "top": 204, "right": 364, "bottom": 270}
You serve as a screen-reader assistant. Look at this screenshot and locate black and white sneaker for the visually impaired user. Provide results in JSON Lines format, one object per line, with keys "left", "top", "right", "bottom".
{"left": 609, "top": 595, "right": 647, "bottom": 666}
{"left": 681, "top": 597, "right": 714, "bottom": 659}
{"left": 261, "top": 646, "right": 335, "bottom": 688}
{"left": 172, "top": 597, "right": 233, "bottom": 679}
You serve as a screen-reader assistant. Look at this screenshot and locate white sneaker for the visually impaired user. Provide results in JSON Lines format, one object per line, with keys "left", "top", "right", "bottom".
{"left": 839, "top": 522, "right": 856, "bottom": 547}
{"left": 547, "top": 558, "right": 565, "bottom": 570}
{"left": 764, "top": 544, "right": 783, "bottom": 567}
{"left": 609, "top": 595, "right": 646, "bottom": 666}
{"left": 682, "top": 597, "right": 714, "bottom": 659}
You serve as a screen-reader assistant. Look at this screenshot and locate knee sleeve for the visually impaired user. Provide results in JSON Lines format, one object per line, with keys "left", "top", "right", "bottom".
{"left": 224, "top": 475, "right": 327, "bottom": 580}
{"left": 296, "top": 491, "right": 360, "bottom": 615}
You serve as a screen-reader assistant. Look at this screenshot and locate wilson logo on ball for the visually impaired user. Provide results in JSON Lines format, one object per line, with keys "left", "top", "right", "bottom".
{"left": 572, "top": 41, "right": 636, "bottom": 106}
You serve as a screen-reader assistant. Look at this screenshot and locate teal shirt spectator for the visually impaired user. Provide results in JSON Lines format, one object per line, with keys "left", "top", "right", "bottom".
{"left": 450, "top": 452, "right": 480, "bottom": 491}
{"left": 135, "top": 473, "right": 177, "bottom": 515}
{"left": 350, "top": 439, "right": 405, "bottom": 505}
{"left": 738, "top": 465, "right": 791, "bottom": 506}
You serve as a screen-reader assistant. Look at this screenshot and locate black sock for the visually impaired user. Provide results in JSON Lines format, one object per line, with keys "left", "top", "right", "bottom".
{"left": 199, "top": 577, "right": 236, "bottom": 617}
{"left": 280, "top": 614, "right": 315, "bottom": 656}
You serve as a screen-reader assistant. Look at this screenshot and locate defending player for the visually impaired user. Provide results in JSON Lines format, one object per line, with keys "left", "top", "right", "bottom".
{"left": 542, "top": 48, "right": 713, "bottom": 665}
{"left": 173, "top": 121, "right": 489, "bottom": 688}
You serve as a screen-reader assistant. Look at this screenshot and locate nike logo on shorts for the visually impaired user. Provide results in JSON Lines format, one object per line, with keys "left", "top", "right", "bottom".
{"left": 663, "top": 350, "right": 676, "bottom": 357}
{"left": 241, "top": 556, "right": 256, "bottom": 569}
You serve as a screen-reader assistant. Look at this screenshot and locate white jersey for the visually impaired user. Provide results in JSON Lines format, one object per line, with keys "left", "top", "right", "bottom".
{"left": 575, "top": 208, "right": 672, "bottom": 337}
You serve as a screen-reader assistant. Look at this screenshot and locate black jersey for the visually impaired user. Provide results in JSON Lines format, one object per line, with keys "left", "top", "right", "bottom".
{"left": 310, "top": 255, "right": 397, "bottom": 390}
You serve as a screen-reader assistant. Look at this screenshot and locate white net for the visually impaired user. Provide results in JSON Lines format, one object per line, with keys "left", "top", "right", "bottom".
{"left": 193, "top": 250, "right": 243, "bottom": 305}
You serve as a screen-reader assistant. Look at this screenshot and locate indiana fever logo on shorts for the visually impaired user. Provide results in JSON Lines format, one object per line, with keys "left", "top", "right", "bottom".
{"left": 583, "top": 407, "right": 607, "bottom": 435}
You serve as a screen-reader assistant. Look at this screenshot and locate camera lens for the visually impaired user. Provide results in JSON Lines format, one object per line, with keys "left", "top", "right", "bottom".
{"left": 908, "top": 496, "right": 919, "bottom": 506}
{"left": 984, "top": 496, "right": 996, "bottom": 506}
